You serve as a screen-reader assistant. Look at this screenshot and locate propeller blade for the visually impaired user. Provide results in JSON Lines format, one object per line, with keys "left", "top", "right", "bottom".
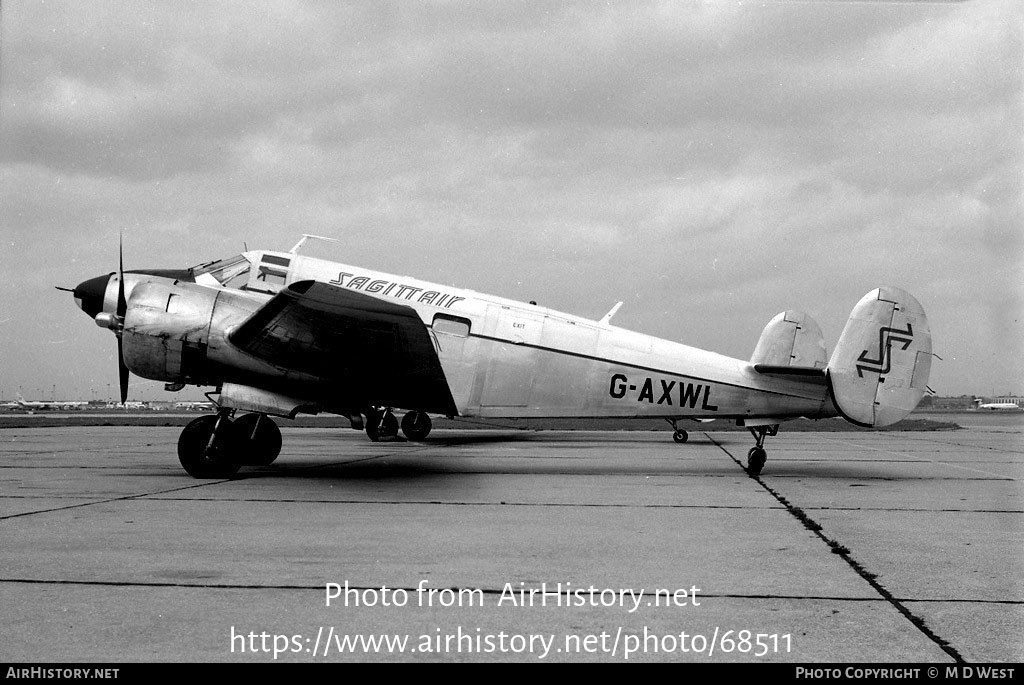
{"left": 117, "top": 234, "right": 129, "bottom": 404}
{"left": 117, "top": 235, "right": 127, "bottom": 318}
{"left": 117, "top": 336, "right": 129, "bottom": 404}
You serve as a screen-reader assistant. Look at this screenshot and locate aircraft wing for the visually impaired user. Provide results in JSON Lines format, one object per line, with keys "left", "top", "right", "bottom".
{"left": 228, "top": 280, "right": 458, "bottom": 416}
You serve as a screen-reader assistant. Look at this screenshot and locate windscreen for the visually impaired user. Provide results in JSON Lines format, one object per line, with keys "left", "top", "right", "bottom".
{"left": 191, "top": 255, "right": 252, "bottom": 289}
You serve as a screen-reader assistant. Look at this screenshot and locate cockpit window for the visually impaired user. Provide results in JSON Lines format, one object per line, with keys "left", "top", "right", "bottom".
{"left": 192, "top": 255, "right": 252, "bottom": 289}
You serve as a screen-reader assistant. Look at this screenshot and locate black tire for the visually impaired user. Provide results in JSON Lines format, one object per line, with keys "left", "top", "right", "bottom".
{"left": 365, "top": 410, "right": 382, "bottom": 442}
{"left": 672, "top": 429, "right": 688, "bottom": 444}
{"left": 232, "top": 413, "right": 282, "bottom": 466}
{"left": 747, "top": 447, "right": 767, "bottom": 476}
{"left": 380, "top": 411, "right": 399, "bottom": 438}
{"left": 178, "top": 415, "right": 241, "bottom": 479}
{"left": 401, "top": 411, "right": 432, "bottom": 441}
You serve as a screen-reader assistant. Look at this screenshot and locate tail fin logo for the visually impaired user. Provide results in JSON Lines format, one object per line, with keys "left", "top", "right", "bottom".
{"left": 856, "top": 323, "right": 913, "bottom": 377}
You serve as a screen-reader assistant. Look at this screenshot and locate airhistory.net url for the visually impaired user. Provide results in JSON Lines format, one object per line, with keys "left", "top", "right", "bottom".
{"left": 230, "top": 625, "right": 793, "bottom": 660}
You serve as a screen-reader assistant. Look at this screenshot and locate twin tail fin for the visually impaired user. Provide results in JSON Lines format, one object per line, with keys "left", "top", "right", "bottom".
{"left": 827, "top": 287, "right": 932, "bottom": 427}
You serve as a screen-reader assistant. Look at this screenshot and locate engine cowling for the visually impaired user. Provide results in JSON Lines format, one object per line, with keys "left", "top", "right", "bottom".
{"left": 121, "top": 279, "right": 285, "bottom": 387}
{"left": 121, "top": 281, "right": 221, "bottom": 384}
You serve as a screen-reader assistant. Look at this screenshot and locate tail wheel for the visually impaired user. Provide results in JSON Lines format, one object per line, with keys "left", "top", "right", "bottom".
{"left": 178, "top": 415, "right": 241, "bottom": 479}
{"left": 665, "top": 418, "right": 688, "bottom": 444}
{"left": 232, "top": 413, "right": 282, "bottom": 466}
{"left": 401, "top": 411, "right": 432, "bottom": 441}
{"left": 746, "top": 447, "right": 767, "bottom": 477}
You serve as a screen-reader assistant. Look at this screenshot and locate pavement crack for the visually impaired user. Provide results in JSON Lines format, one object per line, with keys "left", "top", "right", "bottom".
{"left": 0, "top": 481, "right": 233, "bottom": 521}
{"left": 705, "top": 433, "right": 967, "bottom": 663}
{"left": 3, "top": 578, "right": 1019, "bottom": 609}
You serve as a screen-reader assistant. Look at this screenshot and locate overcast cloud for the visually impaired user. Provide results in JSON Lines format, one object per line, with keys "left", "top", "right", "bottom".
{"left": 1, "top": 0, "right": 1020, "bottom": 401}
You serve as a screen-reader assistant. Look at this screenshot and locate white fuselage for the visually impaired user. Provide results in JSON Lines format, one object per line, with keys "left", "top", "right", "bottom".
{"left": 268, "top": 251, "right": 835, "bottom": 421}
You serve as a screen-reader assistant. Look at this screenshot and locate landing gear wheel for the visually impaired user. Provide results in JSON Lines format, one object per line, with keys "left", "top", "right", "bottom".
{"left": 365, "top": 409, "right": 382, "bottom": 442}
{"left": 365, "top": 408, "right": 399, "bottom": 441}
{"left": 747, "top": 447, "right": 767, "bottom": 477}
{"left": 401, "top": 411, "right": 432, "bottom": 441}
{"left": 232, "top": 413, "right": 282, "bottom": 466}
{"left": 380, "top": 411, "right": 399, "bottom": 439}
{"left": 672, "top": 429, "right": 688, "bottom": 444}
{"left": 178, "top": 415, "right": 241, "bottom": 479}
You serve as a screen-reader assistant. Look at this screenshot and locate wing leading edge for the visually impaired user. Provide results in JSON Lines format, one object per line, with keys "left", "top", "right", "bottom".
{"left": 228, "top": 280, "right": 458, "bottom": 416}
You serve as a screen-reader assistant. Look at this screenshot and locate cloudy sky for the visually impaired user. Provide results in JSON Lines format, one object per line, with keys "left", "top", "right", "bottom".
{"left": 1, "top": 0, "right": 1020, "bottom": 402}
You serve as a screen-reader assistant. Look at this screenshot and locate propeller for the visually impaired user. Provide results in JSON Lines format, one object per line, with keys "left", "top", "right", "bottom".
{"left": 63, "top": 235, "right": 134, "bottom": 404}
{"left": 116, "top": 236, "right": 129, "bottom": 403}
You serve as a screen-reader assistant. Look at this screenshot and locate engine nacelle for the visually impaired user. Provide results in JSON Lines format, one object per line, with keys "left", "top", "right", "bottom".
{"left": 121, "top": 281, "right": 289, "bottom": 388}
{"left": 121, "top": 281, "right": 220, "bottom": 383}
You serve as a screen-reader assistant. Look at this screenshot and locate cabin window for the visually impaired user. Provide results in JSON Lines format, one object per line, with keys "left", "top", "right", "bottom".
{"left": 220, "top": 266, "right": 251, "bottom": 289}
{"left": 256, "top": 265, "right": 287, "bottom": 287}
{"left": 262, "top": 254, "right": 291, "bottom": 268}
{"left": 253, "top": 254, "right": 290, "bottom": 288}
{"left": 433, "top": 314, "right": 471, "bottom": 337}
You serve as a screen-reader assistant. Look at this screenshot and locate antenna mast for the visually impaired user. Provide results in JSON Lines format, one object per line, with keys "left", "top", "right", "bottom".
{"left": 289, "top": 234, "right": 340, "bottom": 254}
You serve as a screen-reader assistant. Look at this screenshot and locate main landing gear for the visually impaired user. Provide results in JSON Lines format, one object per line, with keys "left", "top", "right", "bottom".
{"left": 364, "top": 407, "right": 397, "bottom": 442}
{"left": 364, "top": 408, "right": 433, "bottom": 442}
{"left": 177, "top": 409, "right": 282, "bottom": 478}
{"left": 745, "top": 424, "right": 778, "bottom": 477}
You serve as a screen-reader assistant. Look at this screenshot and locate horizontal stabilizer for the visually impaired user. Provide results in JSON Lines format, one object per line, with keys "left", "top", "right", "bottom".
{"left": 753, "top": 364, "right": 826, "bottom": 377}
{"left": 753, "top": 364, "right": 827, "bottom": 384}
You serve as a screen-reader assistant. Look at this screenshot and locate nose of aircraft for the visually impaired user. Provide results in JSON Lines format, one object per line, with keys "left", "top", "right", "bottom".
{"left": 73, "top": 274, "right": 112, "bottom": 319}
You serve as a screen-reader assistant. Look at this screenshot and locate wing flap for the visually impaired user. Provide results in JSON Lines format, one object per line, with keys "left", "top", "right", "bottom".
{"left": 229, "top": 280, "right": 457, "bottom": 415}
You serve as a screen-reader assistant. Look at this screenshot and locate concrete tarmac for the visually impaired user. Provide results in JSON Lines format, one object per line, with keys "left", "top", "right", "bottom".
{"left": 1, "top": 416, "right": 1021, "bottom": 663}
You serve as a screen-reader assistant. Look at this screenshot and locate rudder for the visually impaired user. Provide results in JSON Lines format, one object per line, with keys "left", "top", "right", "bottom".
{"left": 828, "top": 287, "right": 931, "bottom": 427}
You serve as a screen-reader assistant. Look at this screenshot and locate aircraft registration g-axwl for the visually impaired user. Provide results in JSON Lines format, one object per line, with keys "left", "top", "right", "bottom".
{"left": 64, "top": 237, "right": 932, "bottom": 479}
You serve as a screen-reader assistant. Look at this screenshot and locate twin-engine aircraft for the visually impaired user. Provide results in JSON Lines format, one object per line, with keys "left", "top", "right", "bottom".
{"left": 65, "top": 237, "right": 932, "bottom": 478}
